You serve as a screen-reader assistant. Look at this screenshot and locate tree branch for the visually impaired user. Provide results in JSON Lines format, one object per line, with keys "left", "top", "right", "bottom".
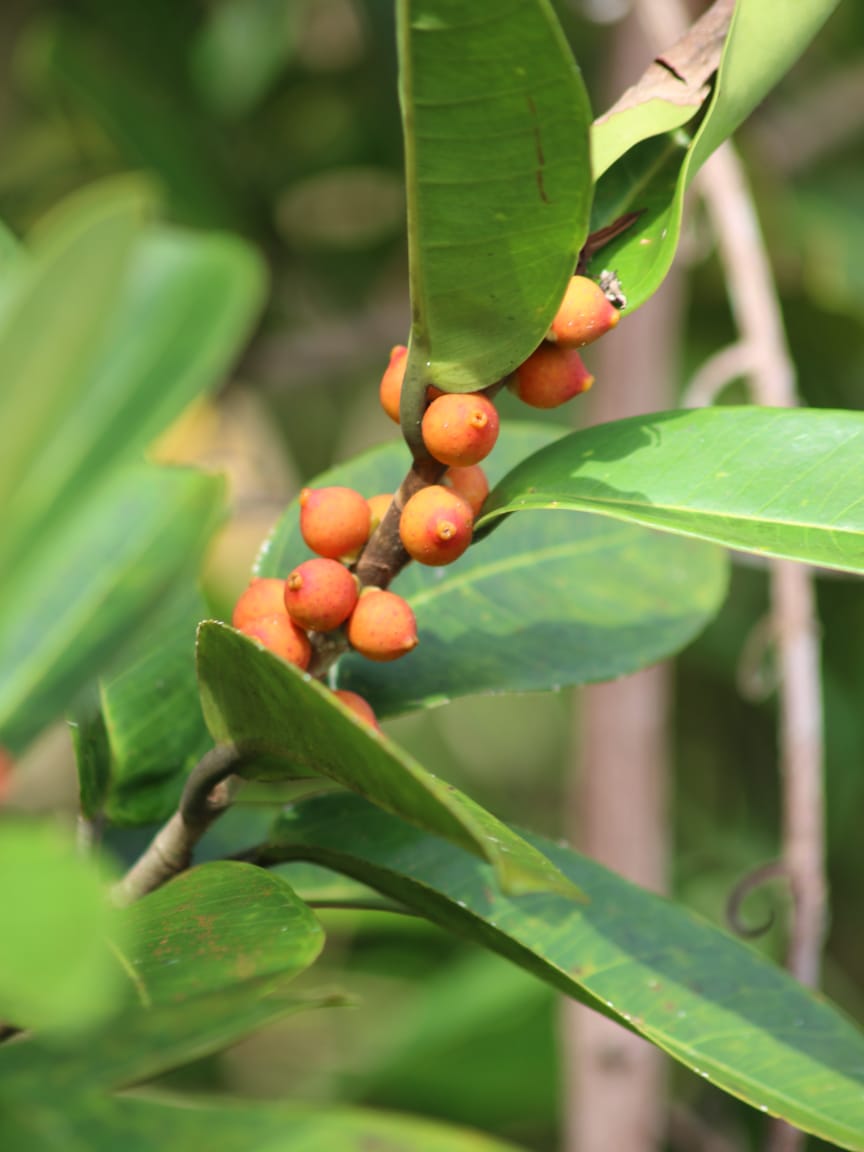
{"left": 631, "top": 5, "right": 827, "bottom": 1150}
{"left": 113, "top": 745, "right": 252, "bottom": 905}
{"left": 694, "top": 119, "right": 827, "bottom": 1152}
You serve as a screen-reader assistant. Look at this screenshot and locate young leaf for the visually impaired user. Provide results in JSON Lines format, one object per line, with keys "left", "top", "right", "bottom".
{"left": 479, "top": 408, "right": 864, "bottom": 574}
{"left": 585, "top": 0, "right": 841, "bottom": 311}
{"left": 268, "top": 794, "right": 864, "bottom": 1151}
{"left": 0, "top": 823, "right": 125, "bottom": 1034}
{"left": 397, "top": 0, "right": 592, "bottom": 424}
{"left": 257, "top": 426, "right": 728, "bottom": 715}
{"left": 196, "top": 621, "right": 581, "bottom": 901}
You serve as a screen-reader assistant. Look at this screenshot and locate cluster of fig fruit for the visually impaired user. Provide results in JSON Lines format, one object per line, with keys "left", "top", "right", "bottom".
{"left": 232, "top": 275, "right": 620, "bottom": 731}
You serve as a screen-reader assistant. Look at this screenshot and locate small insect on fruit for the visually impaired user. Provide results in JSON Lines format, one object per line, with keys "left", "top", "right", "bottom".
{"left": 547, "top": 275, "right": 620, "bottom": 348}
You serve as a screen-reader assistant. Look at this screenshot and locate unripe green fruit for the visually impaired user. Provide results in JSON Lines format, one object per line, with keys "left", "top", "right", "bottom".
{"left": 510, "top": 344, "right": 594, "bottom": 408}
{"left": 421, "top": 392, "right": 499, "bottom": 467}
{"left": 379, "top": 344, "right": 408, "bottom": 423}
{"left": 239, "top": 613, "right": 312, "bottom": 670}
{"left": 399, "top": 484, "right": 473, "bottom": 566}
{"left": 300, "top": 486, "right": 371, "bottom": 559}
{"left": 284, "top": 558, "right": 359, "bottom": 632}
{"left": 443, "top": 464, "right": 489, "bottom": 516}
{"left": 347, "top": 588, "right": 418, "bottom": 662}
{"left": 333, "top": 689, "right": 381, "bottom": 731}
{"left": 232, "top": 578, "right": 287, "bottom": 631}
{"left": 547, "top": 275, "right": 620, "bottom": 348}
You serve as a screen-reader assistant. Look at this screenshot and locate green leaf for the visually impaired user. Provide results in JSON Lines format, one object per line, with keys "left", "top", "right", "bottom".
{"left": 196, "top": 621, "right": 581, "bottom": 901}
{"left": 0, "top": 822, "right": 124, "bottom": 1034}
{"left": 584, "top": 0, "right": 840, "bottom": 311}
{"left": 80, "top": 585, "right": 213, "bottom": 826}
{"left": 0, "top": 466, "right": 225, "bottom": 752}
{"left": 119, "top": 861, "right": 322, "bottom": 1006}
{"left": 398, "top": 0, "right": 592, "bottom": 412}
{"left": 0, "top": 180, "right": 263, "bottom": 753}
{"left": 0, "top": 862, "right": 327, "bottom": 1097}
{"left": 0, "top": 1093, "right": 526, "bottom": 1152}
{"left": 268, "top": 794, "right": 864, "bottom": 1150}
{"left": 591, "top": 100, "right": 700, "bottom": 184}
{"left": 0, "top": 178, "right": 151, "bottom": 511}
{"left": 480, "top": 408, "right": 864, "bottom": 574}
{"left": 258, "top": 425, "right": 727, "bottom": 714}
{"left": 3, "top": 225, "right": 265, "bottom": 566}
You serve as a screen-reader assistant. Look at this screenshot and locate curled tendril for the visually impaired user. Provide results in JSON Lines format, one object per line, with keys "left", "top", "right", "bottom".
{"left": 726, "top": 860, "right": 791, "bottom": 939}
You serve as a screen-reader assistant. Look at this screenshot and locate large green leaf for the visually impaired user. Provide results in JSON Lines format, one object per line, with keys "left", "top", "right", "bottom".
{"left": 258, "top": 425, "right": 727, "bottom": 715}
{"left": 584, "top": 0, "right": 840, "bottom": 311}
{"left": 479, "top": 408, "right": 864, "bottom": 574}
{"left": 398, "top": 0, "right": 592, "bottom": 417}
{"left": 267, "top": 794, "right": 864, "bottom": 1150}
{"left": 0, "top": 181, "right": 263, "bottom": 754}
{"left": 0, "top": 863, "right": 326, "bottom": 1095}
{"left": 78, "top": 585, "right": 213, "bottom": 827}
{"left": 0, "top": 822, "right": 124, "bottom": 1034}
{"left": 0, "top": 465, "right": 225, "bottom": 752}
{"left": 0, "top": 1092, "right": 525, "bottom": 1152}
{"left": 3, "top": 225, "right": 264, "bottom": 566}
{"left": 197, "top": 621, "right": 580, "bottom": 901}
{"left": 0, "top": 178, "right": 150, "bottom": 511}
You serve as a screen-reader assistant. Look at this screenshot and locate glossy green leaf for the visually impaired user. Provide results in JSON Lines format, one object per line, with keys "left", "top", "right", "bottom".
{"left": 258, "top": 425, "right": 727, "bottom": 714}
{"left": 480, "top": 408, "right": 864, "bottom": 574}
{"left": 0, "top": 823, "right": 124, "bottom": 1034}
{"left": 3, "top": 225, "right": 265, "bottom": 566}
{"left": 197, "top": 621, "right": 580, "bottom": 901}
{"left": 584, "top": 0, "right": 840, "bottom": 311}
{"left": 77, "top": 585, "right": 213, "bottom": 827}
{"left": 0, "top": 1092, "right": 525, "bottom": 1152}
{"left": 269, "top": 794, "right": 864, "bottom": 1150}
{"left": 591, "top": 99, "right": 700, "bottom": 183}
{"left": 398, "top": 0, "right": 592, "bottom": 417}
{"left": 0, "top": 466, "right": 225, "bottom": 752}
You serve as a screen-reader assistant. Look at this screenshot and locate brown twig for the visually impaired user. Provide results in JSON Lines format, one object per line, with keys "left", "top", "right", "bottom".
{"left": 596, "top": 0, "right": 734, "bottom": 128}
{"left": 113, "top": 745, "right": 250, "bottom": 905}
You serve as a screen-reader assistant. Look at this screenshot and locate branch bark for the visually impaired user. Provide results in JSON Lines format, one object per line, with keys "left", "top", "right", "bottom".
{"left": 114, "top": 745, "right": 249, "bottom": 905}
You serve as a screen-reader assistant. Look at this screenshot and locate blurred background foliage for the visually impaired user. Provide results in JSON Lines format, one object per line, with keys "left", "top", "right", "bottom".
{"left": 2, "top": 1, "right": 863, "bottom": 1148}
